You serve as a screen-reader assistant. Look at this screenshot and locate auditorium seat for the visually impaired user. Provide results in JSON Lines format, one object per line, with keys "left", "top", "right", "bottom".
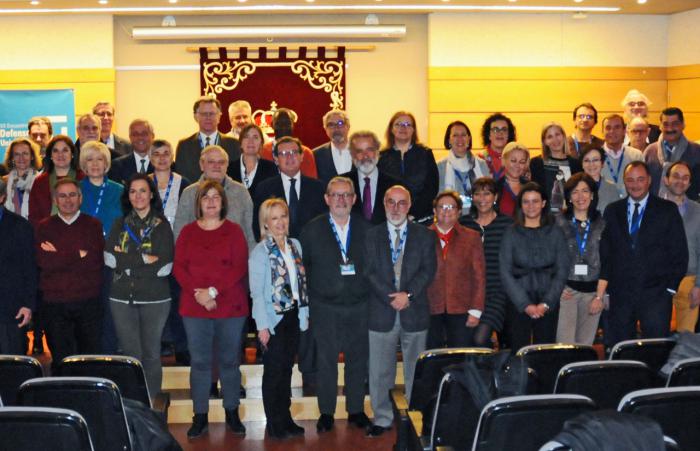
{"left": 665, "top": 357, "right": 700, "bottom": 387}
{"left": 0, "top": 355, "right": 43, "bottom": 405}
{"left": 618, "top": 386, "right": 700, "bottom": 451}
{"left": 553, "top": 360, "right": 653, "bottom": 409}
{"left": 609, "top": 338, "right": 676, "bottom": 374}
{"left": 471, "top": 394, "right": 596, "bottom": 451}
{"left": 18, "top": 376, "right": 133, "bottom": 451}
{"left": 515, "top": 344, "right": 599, "bottom": 394}
{"left": 0, "top": 406, "right": 94, "bottom": 451}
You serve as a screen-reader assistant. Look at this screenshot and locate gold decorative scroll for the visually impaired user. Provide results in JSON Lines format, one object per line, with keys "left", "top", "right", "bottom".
{"left": 202, "top": 61, "right": 257, "bottom": 96}
{"left": 291, "top": 60, "right": 345, "bottom": 110}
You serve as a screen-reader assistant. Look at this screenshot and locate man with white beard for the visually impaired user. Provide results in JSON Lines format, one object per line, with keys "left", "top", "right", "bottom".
{"left": 341, "top": 131, "right": 402, "bottom": 225}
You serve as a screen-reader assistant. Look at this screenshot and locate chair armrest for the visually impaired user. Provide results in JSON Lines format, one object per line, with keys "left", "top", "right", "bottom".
{"left": 435, "top": 447, "right": 455, "bottom": 451}
{"left": 152, "top": 391, "right": 171, "bottom": 423}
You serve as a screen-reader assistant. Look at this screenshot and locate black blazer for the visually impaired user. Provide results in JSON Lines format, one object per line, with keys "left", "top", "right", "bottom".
{"left": 229, "top": 157, "right": 278, "bottom": 198}
{"left": 0, "top": 209, "right": 37, "bottom": 319}
{"left": 108, "top": 153, "right": 154, "bottom": 185}
{"left": 363, "top": 222, "right": 437, "bottom": 332}
{"left": 313, "top": 143, "right": 337, "bottom": 186}
{"left": 112, "top": 134, "right": 133, "bottom": 157}
{"left": 253, "top": 174, "right": 327, "bottom": 240}
{"left": 300, "top": 212, "right": 370, "bottom": 306}
{"left": 342, "top": 168, "right": 404, "bottom": 225}
{"left": 600, "top": 195, "right": 688, "bottom": 300}
{"left": 174, "top": 132, "right": 241, "bottom": 184}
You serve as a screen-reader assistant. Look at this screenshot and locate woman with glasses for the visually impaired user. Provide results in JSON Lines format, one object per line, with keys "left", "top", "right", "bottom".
{"left": 3, "top": 138, "right": 41, "bottom": 218}
{"left": 427, "top": 190, "right": 485, "bottom": 348}
{"left": 480, "top": 113, "right": 517, "bottom": 180}
{"left": 495, "top": 142, "right": 530, "bottom": 217}
{"left": 230, "top": 124, "right": 278, "bottom": 197}
{"left": 377, "top": 111, "right": 439, "bottom": 222}
{"left": 579, "top": 147, "right": 620, "bottom": 214}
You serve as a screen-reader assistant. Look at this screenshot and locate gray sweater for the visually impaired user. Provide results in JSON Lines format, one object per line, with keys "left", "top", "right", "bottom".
{"left": 680, "top": 198, "right": 700, "bottom": 283}
{"left": 555, "top": 214, "right": 605, "bottom": 285}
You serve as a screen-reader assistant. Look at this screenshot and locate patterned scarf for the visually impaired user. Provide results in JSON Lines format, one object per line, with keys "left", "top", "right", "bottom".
{"left": 117, "top": 210, "right": 162, "bottom": 254}
{"left": 265, "top": 236, "right": 309, "bottom": 313}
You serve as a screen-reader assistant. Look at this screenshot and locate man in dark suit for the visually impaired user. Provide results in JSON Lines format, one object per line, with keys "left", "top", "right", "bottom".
{"left": 253, "top": 136, "right": 326, "bottom": 240}
{"left": 300, "top": 176, "right": 371, "bottom": 434}
{"left": 75, "top": 113, "right": 118, "bottom": 160}
{"left": 108, "top": 119, "right": 155, "bottom": 185}
{"left": 93, "top": 101, "right": 132, "bottom": 157}
{"left": 341, "top": 131, "right": 402, "bottom": 225}
{"left": 313, "top": 110, "right": 353, "bottom": 185}
{"left": 600, "top": 161, "right": 688, "bottom": 349}
{"left": 363, "top": 185, "right": 437, "bottom": 437}
{"left": 175, "top": 96, "right": 241, "bottom": 183}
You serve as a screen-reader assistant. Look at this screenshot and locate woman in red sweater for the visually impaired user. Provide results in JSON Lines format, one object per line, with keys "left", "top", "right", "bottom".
{"left": 173, "top": 179, "right": 249, "bottom": 439}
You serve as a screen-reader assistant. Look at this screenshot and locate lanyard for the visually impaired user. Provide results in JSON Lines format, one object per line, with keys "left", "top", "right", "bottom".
{"left": 453, "top": 169, "right": 471, "bottom": 195}
{"left": 92, "top": 181, "right": 107, "bottom": 216}
{"left": 328, "top": 215, "right": 351, "bottom": 263}
{"left": 123, "top": 223, "right": 154, "bottom": 247}
{"left": 572, "top": 217, "right": 590, "bottom": 258}
{"left": 605, "top": 149, "right": 625, "bottom": 184}
{"left": 390, "top": 226, "right": 408, "bottom": 265}
{"left": 628, "top": 202, "right": 646, "bottom": 236}
{"left": 154, "top": 173, "right": 174, "bottom": 209}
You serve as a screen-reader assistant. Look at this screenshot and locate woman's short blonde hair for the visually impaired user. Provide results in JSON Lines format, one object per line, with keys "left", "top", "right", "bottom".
{"left": 79, "top": 140, "right": 112, "bottom": 174}
{"left": 501, "top": 141, "right": 530, "bottom": 161}
{"left": 258, "top": 197, "right": 288, "bottom": 240}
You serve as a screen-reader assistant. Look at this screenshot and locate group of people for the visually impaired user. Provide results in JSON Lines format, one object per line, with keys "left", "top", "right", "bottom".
{"left": 1, "top": 88, "right": 699, "bottom": 441}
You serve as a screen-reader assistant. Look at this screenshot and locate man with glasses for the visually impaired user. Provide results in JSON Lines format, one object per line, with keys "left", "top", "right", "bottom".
{"left": 567, "top": 103, "right": 605, "bottom": 158}
{"left": 35, "top": 178, "right": 105, "bottom": 372}
{"left": 626, "top": 117, "right": 651, "bottom": 152}
{"left": 313, "top": 110, "right": 353, "bottom": 185}
{"left": 93, "top": 101, "right": 132, "bottom": 157}
{"left": 644, "top": 107, "right": 700, "bottom": 201}
{"left": 621, "top": 89, "right": 661, "bottom": 144}
{"left": 175, "top": 96, "right": 241, "bottom": 183}
{"left": 600, "top": 114, "right": 644, "bottom": 196}
{"left": 363, "top": 185, "right": 437, "bottom": 437}
{"left": 299, "top": 176, "right": 372, "bottom": 433}
{"left": 27, "top": 116, "right": 53, "bottom": 159}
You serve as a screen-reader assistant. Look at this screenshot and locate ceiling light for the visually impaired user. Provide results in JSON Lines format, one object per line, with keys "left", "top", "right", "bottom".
{"left": 508, "top": 0, "right": 517, "bottom": 3}
{"left": 637, "top": 0, "right": 647, "bottom": 3}
{"left": 98, "top": 0, "right": 108, "bottom": 4}
{"left": 133, "top": 24, "right": 407, "bottom": 40}
{"left": 168, "top": 0, "right": 177, "bottom": 3}
{"left": 574, "top": 0, "right": 583, "bottom": 3}
{"left": 30, "top": 0, "right": 39, "bottom": 4}
{"left": 238, "top": 0, "right": 247, "bottom": 2}
{"left": 306, "top": 0, "right": 315, "bottom": 3}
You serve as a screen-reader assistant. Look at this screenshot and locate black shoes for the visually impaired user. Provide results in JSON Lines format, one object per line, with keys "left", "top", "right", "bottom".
{"left": 286, "top": 418, "right": 305, "bottom": 437}
{"left": 225, "top": 408, "right": 246, "bottom": 435}
{"left": 366, "top": 424, "right": 390, "bottom": 438}
{"left": 187, "top": 413, "right": 208, "bottom": 439}
{"left": 316, "top": 413, "right": 334, "bottom": 432}
{"left": 266, "top": 423, "right": 289, "bottom": 440}
{"left": 348, "top": 412, "right": 371, "bottom": 429}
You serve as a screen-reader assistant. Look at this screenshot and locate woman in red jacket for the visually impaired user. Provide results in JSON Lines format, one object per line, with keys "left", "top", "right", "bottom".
{"left": 173, "top": 179, "right": 249, "bottom": 439}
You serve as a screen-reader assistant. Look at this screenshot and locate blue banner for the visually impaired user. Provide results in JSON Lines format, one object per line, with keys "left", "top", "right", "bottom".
{"left": 0, "top": 89, "right": 75, "bottom": 162}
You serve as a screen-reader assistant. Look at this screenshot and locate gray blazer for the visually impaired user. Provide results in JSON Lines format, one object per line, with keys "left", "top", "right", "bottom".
{"left": 597, "top": 178, "right": 622, "bottom": 215}
{"left": 173, "top": 175, "right": 255, "bottom": 251}
{"left": 681, "top": 198, "right": 700, "bottom": 279}
{"left": 363, "top": 222, "right": 437, "bottom": 332}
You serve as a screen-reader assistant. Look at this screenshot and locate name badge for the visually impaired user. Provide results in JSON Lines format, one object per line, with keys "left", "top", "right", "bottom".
{"left": 574, "top": 264, "right": 588, "bottom": 276}
{"left": 340, "top": 263, "right": 356, "bottom": 276}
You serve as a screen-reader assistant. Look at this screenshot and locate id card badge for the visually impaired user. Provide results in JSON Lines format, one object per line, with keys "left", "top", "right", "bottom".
{"left": 574, "top": 264, "right": 588, "bottom": 276}
{"left": 340, "top": 263, "right": 356, "bottom": 276}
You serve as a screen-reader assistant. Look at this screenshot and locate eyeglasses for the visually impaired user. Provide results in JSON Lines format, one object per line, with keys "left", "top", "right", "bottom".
{"left": 393, "top": 121, "right": 413, "bottom": 129}
{"left": 197, "top": 111, "right": 219, "bottom": 118}
{"left": 328, "top": 192, "right": 355, "bottom": 200}
{"left": 95, "top": 111, "right": 114, "bottom": 118}
{"left": 627, "top": 101, "right": 647, "bottom": 107}
{"left": 326, "top": 120, "right": 347, "bottom": 129}
{"left": 56, "top": 192, "right": 80, "bottom": 199}
{"left": 386, "top": 199, "right": 409, "bottom": 208}
{"left": 277, "top": 150, "right": 300, "bottom": 158}
{"left": 577, "top": 114, "right": 594, "bottom": 120}
{"left": 490, "top": 126, "right": 508, "bottom": 134}
{"left": 436, "top": 204, "right": 457, "bottom": 211}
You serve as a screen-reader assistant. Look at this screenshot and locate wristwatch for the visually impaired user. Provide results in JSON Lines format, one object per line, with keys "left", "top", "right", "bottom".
{"left": 406, "top": 292, "right": 414, "bottom": 300}
{"left": 208, "top": 287, "right": 218, "bottom": 299}
{"left": 542, "top": 303, "right": 550, "bottom": 312}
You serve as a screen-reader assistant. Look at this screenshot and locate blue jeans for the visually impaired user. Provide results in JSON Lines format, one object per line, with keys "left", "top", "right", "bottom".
{"left": 183, "top": 316, "right": 246, "bottom": 413}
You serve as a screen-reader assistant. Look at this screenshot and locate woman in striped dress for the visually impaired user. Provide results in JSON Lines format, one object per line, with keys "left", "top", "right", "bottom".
{"left": 460, "top": 177, "right": 514, "bottom": 348}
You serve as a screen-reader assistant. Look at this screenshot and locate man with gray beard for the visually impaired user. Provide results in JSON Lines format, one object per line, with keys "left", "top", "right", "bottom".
{"left": 341, "top": 131, "right": 402, "bottom": 225}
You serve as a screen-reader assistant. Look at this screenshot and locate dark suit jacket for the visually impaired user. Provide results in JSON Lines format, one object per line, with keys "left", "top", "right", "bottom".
{"left": 174, "top": 132, "right": 241, "bottom": 183}
{"left": 300, "top": 213, "right": 370, "bottom": 307}
{"left": 342, "top": 168, "right": 403, "bottom": 225}
{"left": 107, "top": 153, "right": 154, "bottom": 185}
{"left": 600, "top": 195, "right": 688, "bottom": 300}
{"left": 253, "top": 174, "right": 327, "bottom": 240}
{"left": 0, "top": 209, "right": 37, "bottom": 320}
{"left": 363, "top": 222, "right": 437, "bottom": 332}
{"left": 228, "top": 157, "right": 278, "bottom": 198}
{"left": 112, "top": 134, "right": 132, "bottom": 157}
{"left": 313, "top": 143, "right": 337, "bottom": 186}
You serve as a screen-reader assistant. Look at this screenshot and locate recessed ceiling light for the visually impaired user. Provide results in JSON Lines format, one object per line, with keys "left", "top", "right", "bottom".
{"left": 168, "top": 0, "right": 177, "bottom": 3}
{"left": 305, "top": 0, "right": 315, "bottom": 2}
{"left": 574, "top": 0, "right": 583, "bottom": 3}
{"left": 441, "top": 0, "right": 450, "bottom": 3}
{"left": 508, "top": 0, "right": 517, "bottom": 3}
{"left": 637, "top": 0, "right": 647, "bottom": 3}
{"left": 98, "top": 0, "right": 108, "bottom": 4}
{"left": 30, "top": 0, "right": 39, "bottom": 4}
{"left": 238, "top": 0, "right": 247, "bottom": 3}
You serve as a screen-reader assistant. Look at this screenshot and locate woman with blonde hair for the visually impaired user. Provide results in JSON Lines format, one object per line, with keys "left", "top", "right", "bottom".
{"left": 495, "top": 142, "right": 530, "bottom": 217}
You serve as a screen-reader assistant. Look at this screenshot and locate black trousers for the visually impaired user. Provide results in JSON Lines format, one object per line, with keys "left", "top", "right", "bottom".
{"left": 427, "top": 313, "right": 476, "bottom": 349}
{"left": 0, "top": 322, "right": 25, "bottom": 355}
{"left": 605, "top": 289, "right": 673, "bottom": 348}
{"left": 262, "top": 309, "right": 300, "bottom": 429}
{"left": 42, "top": 298, "right": 103, "bottom": 372}
{"left": 508, "top": 304, "right": 558, "bottom": 354}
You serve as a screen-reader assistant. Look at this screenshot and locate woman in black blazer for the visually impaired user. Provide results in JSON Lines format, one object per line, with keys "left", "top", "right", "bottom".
{"left": 229, "top": 124, "right": 278, "bottom": 197}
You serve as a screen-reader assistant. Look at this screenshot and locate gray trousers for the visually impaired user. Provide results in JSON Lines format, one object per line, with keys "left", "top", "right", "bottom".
{"left": 368, "top": 314, "right": 427, "bottom": 427}
{"left": 110, "top": 300, "right": 170, "bottom": 397}
{"left": 556, "top": 287, "right": 601, "bottom": 345}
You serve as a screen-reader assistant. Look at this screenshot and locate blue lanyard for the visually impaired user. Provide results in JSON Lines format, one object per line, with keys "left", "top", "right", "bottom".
{"left": 91, "top": 181, "right": 107, "bottom": 216}
{"left": 572, "top": 217, "right": 590, "bottom": 258}
{"left": 123, "top": 223, "right": 154, "bottom": 247}
{"left": 328, "top": 215, "right": 351, "bottom": 263}
{"left": 605, "top": 149, "right": 625, "bottom": 184}
{"left": 390, "top": 226, "right": 408, "bottom": 264}
{"left": 453, "top": 169, "right": 471, "bottom": 195}
{"left": 628, "top": 202, "right": 646, "bottom": 235}
{"left": 154, "top": 173, "right": 174, "bottom": 209}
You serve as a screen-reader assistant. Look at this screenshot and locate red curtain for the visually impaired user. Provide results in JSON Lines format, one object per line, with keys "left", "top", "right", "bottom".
{"left": 199, "top": 46, "right": 346, "bottom": 149}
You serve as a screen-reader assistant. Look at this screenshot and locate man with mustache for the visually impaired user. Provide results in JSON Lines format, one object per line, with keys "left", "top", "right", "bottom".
{"left": 313, "top": 110, "right": 353, "bottom": 185}
{"left": 644, "top": 107, "right": 700, "bottom": 201}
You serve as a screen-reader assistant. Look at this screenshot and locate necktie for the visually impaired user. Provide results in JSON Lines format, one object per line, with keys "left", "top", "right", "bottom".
{"left": 362, "top": 177, "right": 373, "bottom": 221}
{"left": 631, "top": 202, "right": 640, "bottom": 236}
{"left": 393, "top": 227, "right": 403, "bottom": 290}
{"left": 139, "top": 159, "right": 147, "bottom": 174}
{"left": 205, "top": 136, "right": 211, "bottom": 147}
{"left": 289, "top": 178, "right": 299, "bottom": 229}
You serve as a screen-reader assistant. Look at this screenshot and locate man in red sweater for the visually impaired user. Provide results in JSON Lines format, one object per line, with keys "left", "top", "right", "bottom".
{"left": 36, "top": 178, "right": 104, "bottom": 371}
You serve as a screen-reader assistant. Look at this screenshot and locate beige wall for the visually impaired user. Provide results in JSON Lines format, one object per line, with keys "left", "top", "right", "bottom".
{"left": 668, "top": 8, "right": 700, "bottom": 66}
{"left": 113, "top": 14, "right": 428, "bottom": 148}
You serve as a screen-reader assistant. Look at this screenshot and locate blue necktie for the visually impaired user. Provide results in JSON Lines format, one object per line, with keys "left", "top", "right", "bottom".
{"left": 631, "top": 202, "right": 640, "bottom": 238}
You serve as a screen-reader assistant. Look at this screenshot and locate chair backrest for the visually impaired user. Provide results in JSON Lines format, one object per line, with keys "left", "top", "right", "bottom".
{"left": 409, "top": 347, "right": 494, "bottom": 411}
{"left": 609, "top": 338, "right": 676, "bottom": 373}
{"left": 666, "top": 357, "right": 700, "bottom": 387}
{"left": 18, "top": 377, "right": 132, "bottom": 451}
{"left": 472, "top": 394, "right": 596, "bottom": 451}
{"left": 516, "top": 344, "right": 599, "bottom": 394}
{"left": 554, "top": 360, "right": 653, "bottom": 409}
{"left": 0, "top": 355, "right": 43, "bottom": 405}
{"left": 0, "top": 406, "right": 94, "bottom": 451}
{"left": 618, "top": 386, "right": 700, "bottom": 451}
{"left": 56, "top": 355, "right": 151, "bottom": 406}
{"left": 430, "top": 373, "right": 483, "bottom": 450}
